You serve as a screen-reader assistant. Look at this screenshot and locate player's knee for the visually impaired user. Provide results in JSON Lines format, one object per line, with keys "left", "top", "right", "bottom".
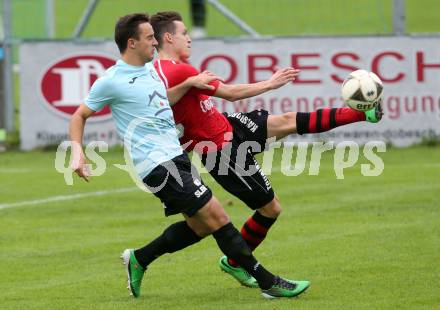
{"left": 191, "top": 197, "right": 230, "bottom": 236}
{"left": 258, "top": 197, "right": 282, "bottom": 218}
{"left": 282, "top": 112, "right": 296, "bottom": 125}
{"left": 269, "top": 197, "right": 282, "bottom": 217}
{"left": 209, "top": 200, "right": 230, "bottom": 227}
{"left": 269, "top": 112, "right": 297, "bottom": 139}
{"left": 186, "top": 220, "right": 210, "bottom": 238}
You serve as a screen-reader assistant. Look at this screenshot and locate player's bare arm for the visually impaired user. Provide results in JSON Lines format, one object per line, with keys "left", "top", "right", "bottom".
{"left": 213, "top": 67, "right": 300, "bottom": 102}
{"left": 167, "top": 70, "right": 222, "bottom": 105}
{"left": 69, "top": 104, "right": 96, "bottom": 182}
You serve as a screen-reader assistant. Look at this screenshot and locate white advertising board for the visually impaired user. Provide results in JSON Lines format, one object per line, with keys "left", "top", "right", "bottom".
{"left": 20, "top": 37, "right": 440, "bottom": 150}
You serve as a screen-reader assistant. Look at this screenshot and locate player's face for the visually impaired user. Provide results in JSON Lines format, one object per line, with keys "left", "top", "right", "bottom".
{"left": 131, "top": 22, "right": 158, "bottom": 62}
{"left": 172, "top": 21, "right": 191, "bottom": 61}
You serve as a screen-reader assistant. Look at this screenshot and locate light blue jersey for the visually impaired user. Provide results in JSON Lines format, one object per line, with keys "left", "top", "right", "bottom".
{"left": 85, "top": 59, "right": 183, "bottom": 179}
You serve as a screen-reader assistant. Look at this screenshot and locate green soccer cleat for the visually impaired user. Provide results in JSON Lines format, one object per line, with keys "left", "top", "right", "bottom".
{"left": 121, "top": 249, "right": 146, "bottom": 298}
{"left": 365, "top": 98, "right": 384, "bottom": 123}
{"left": 219, "top": 256, "right": 259, "bottom": 288}
{"left": 261, "top": 276, "right": 310, "bottom": 299}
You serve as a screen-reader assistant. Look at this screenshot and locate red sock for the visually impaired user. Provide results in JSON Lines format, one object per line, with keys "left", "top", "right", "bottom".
{"left": 296, "top": 108, "right": 365, "bottom": 135}
{"left": 228, "top": 211, "right": 276, "bottom": 267}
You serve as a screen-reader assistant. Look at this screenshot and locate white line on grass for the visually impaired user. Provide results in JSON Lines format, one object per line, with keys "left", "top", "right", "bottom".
{"left": 0, "top": 168, "right": 40, "bottom": 173}
{"left": 0, "top": 187, "right": 138, "bottom": 210}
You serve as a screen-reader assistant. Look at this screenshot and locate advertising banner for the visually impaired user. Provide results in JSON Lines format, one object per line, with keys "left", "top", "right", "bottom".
{"left": 20, "top": 42, "right": 119, "bottom": 150}
{"left": 20, "top": 37, "right": 440, "bottom": 149}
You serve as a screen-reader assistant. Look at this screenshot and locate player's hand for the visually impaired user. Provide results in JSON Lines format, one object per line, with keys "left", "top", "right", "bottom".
{"left": 268, "top": 67, "right": 300, "bottom": 89}
{"left": 189, "top": 71, "right": 224, "bottom": 90}
{"left": 71, "top": 150, "right": 91, "bottom": 182}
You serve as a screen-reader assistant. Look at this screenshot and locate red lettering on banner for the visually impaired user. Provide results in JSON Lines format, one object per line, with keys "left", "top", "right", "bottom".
{"left": 248, "top": 54, "right": 278, "bottom": 83}
{"left": 386, "top": 96, "right": 401, "bottom": 119}
{"left": 313, "top": 97, "right": 325, "bottom": 110}
{"left": 421, "top": 96, "right": 434, "bottom": 113}
{"left": 329, "top": 97, "right": 340, "bottom": 108}
{"left": 200, "top": 55, "right": 237, "bottom": 83}
{"left": 281, "top": 98, "right": 292, "bottom": 112}
{"left": 297, "top": 98, "right": 309, "bottom": 112}
{"left": 385, "top": 95, "right": 440, "bottom": 120}
{"left": 404, "top": 96, "right": 417, "bottom": 114}
{"left": 331, "top": 52, "right": 360, "bottom": 83}
{"left": 372, "top": 52, "right": 405, "bottom": 82}
{"left": 416, "top": 51, "right": 440, "bottom": 82}
{"left": 269, "top": 97, "right": 277, "bottom": 114}
{"left": 197, "top": 49, "right": 440, "bottom": 87}
{"left": 216, "top": 94, "right": 440, "bottom": 118}
{"left": 291, "top": 53, "right": 321, "bottom": 84}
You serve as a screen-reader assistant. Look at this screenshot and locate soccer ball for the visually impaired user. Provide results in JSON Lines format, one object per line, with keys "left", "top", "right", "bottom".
{"left": 341, "top": 69, "right": 384, "bottom": 111}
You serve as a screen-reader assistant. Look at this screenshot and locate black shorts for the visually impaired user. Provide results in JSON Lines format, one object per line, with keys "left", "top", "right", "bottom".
{"left": 201, "top": 110, "right": 274, "bottom": 209}
{"left": 143, "top": 153, "right": 212, "bottom": 217}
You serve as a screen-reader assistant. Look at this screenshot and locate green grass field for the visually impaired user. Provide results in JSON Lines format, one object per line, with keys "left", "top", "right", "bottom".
{"left": 2, "top": 1, "right": 440, "bottom": 308}
{"left": 1, "top": 146, "right": 439, "bottom": 309}
{"left": 7, "top": 0, "right": 440, "bottom": 39}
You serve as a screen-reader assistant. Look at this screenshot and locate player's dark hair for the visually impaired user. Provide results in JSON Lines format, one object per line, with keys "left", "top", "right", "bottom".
{"left": 114, "top": 13, "right": 150, "bottom": 53}
{"left": 150, "top": 11, "right": 183, "bottom": 49}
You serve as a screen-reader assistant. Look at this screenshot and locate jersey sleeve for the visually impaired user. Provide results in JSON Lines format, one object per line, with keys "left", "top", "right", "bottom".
{"left": 84, "top": 76, "right": 113, "bottom": 112}
{"left": 196, "top": 79, "right": 220, "bottom": 96}
{"left": 173, "top": 63, "right": 199, "bottom": 84}
{"left": 175, "top": 64, "right": 221, "bottom": 97}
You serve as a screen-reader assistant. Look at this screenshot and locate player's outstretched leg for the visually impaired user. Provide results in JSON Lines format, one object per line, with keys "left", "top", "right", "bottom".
{"left": 268, "top": 99, "right": 384, "bottom": 139}
{"left": 295, "top": 106, "right": 375, "bottom": 135}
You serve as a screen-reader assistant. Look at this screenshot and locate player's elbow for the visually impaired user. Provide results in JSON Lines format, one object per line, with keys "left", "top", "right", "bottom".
{"left": 166, "top": 90, "right": 178, "bottom": 105}
{"left": 71, "top": 110, "right": 87, "bottom": 124}
{"left": 222, "top": 93, "right": 240, "bottom": 102}
{"left": 73, "top": 104, "right": 95, "bottom": 121}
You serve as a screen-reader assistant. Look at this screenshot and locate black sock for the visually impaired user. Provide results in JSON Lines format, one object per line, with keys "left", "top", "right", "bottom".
{"left": 212, "top": 222, "right": 275, "bottom": 289}
{"left": 253, "top": 210, "right": 277, "bottom": 228}
{"left": 228, "top": 211, "right": 277, "bottom": 267}
{"left": 134, "top": 221, "right": 202, "bottom": 268}
{"left": 296, "top": 112, "right": 311, "bottom": 135}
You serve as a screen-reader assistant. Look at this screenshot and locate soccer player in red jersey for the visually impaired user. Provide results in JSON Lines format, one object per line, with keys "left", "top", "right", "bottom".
{"left": 150, "top": 11, "right": 383, "bottom": 288}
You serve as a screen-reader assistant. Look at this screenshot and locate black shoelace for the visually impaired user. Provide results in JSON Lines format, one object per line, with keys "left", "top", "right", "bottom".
{"left": 274, "top": 276, "right": 296, "bottom": 290}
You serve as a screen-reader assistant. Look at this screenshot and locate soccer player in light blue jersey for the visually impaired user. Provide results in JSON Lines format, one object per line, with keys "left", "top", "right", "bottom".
{"left": 69, "top": 13, "right": 308, "bottom": 300}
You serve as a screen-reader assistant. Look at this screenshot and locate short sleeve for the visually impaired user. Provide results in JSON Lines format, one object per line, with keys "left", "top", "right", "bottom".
{"left": 174, "top": 63, "right": 199, "bottom": 84}
{"left": 176, "top": 64, "right": 221, "bottom": 97}
{"left": 197, "top": 79, "right": 220, "bottom": 96}
{"left": 84, "top": 76, "right": 113, "bottom": 112}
